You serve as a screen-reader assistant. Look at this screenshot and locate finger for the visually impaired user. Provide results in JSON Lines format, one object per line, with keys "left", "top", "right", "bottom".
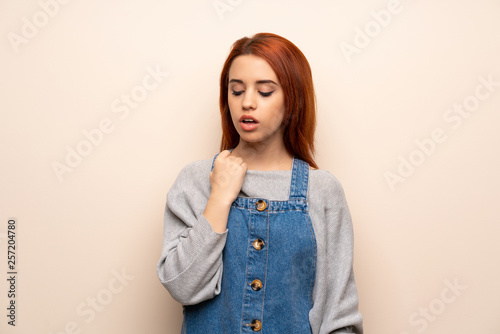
{"left": 219, "top": 150, "right": 231, "bottom": 158}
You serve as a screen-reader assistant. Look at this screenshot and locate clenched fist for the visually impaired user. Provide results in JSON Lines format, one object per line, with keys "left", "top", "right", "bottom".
{"left": 208, "top": 150, "right": 248, "bottom": 206}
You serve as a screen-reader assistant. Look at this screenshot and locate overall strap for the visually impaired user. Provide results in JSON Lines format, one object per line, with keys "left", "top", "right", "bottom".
{"left": 288, "top": 157, "right": 309, "bottom": 200}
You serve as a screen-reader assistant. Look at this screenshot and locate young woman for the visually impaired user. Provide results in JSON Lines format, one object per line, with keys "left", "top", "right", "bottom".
{"left": 157, "top": 32, "right": 363, "bottom": 333}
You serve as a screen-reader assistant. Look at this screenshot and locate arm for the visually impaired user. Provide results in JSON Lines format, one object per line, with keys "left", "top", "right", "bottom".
{"left": 309, "top": 173, "right": 363, "bottom": 334}
{"left": 156, "top": 162, "right": 229, "bottom": 306}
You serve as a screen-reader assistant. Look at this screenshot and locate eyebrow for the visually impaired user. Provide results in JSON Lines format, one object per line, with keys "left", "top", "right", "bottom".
{"left": 229, "top": 79, "right": 278, "bottom": 85}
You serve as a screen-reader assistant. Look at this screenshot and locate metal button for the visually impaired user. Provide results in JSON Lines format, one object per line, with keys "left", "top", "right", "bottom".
{"left": 252, "top": 239, "right": 265, "bottom": 250}
{"left": 250, "top": 319, "right": 262, "bottom": 331}
{"left": 250, "top": 279, "right": 262, "bottom": 291}
{"left": 255, "top": 199, "right": 267, "bottom": 211}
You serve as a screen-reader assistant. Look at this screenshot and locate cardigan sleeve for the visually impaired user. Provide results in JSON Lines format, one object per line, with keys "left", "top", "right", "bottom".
{"left": 156, "top": 161, "right": 229, "bottom": 306}
{"left": 308, "top": 172, "right": 363, "bottom": 334}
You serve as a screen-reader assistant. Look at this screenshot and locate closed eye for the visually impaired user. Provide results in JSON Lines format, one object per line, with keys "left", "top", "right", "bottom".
{"left": 259, "top": 91, "right": 274, "bottom": 97}
{"left": 231, "top": 90, "right": 274, "bottom": 97}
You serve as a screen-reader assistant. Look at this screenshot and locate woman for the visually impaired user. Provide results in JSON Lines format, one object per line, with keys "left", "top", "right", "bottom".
{"left": 157, "top": 32, "right": 363, "bottom": 333}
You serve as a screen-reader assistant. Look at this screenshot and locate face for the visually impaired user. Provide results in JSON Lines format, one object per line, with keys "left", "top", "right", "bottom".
{"left": 227, "top": 54, "right": 286, "bottom": 147}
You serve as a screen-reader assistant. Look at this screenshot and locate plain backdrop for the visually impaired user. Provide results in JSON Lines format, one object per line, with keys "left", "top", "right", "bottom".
{"left": 1, "top": 0, "right": 499, "bottom": 333}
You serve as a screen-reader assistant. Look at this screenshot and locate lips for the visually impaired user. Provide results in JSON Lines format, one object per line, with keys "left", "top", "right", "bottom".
{"left": 239, "top": 115, "right": 259, "bottom": 123}
{"left": 239, "top": 115, "right": 259, "bottom": 131}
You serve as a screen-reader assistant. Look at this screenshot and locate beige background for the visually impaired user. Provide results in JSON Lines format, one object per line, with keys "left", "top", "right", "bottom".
{"left": 1, "top": 0, "right": 499, "bottom": 333}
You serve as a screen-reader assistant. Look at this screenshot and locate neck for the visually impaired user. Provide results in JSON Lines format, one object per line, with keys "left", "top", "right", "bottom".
{"left": 230, "top": 141, "right": 293, "bottom": 171}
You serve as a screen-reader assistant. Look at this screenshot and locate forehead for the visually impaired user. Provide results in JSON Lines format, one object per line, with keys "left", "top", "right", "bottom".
{"left": 228, "top": 54, "right": 278, "bottom": 82}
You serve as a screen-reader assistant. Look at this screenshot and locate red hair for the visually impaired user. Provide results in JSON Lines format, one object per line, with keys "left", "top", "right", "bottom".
{"left": 219, "top": 32, "right": 318, "bottom": 169}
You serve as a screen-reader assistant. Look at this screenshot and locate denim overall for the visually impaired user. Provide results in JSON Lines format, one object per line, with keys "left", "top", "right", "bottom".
{"left": 182, "top": 150, "right": 317, "bottom": 333}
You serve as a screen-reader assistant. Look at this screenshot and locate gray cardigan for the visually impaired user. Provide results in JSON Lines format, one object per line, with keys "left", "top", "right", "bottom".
{"left": 156, "top": 157, "right": 363, "bottom": 334}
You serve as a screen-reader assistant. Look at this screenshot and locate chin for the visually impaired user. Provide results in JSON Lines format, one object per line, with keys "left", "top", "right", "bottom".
{"left": 238, "top": 134, "right": 263, "bottom": 143}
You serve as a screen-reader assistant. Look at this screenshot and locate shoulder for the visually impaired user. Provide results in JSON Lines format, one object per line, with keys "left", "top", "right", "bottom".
{"left": 309, "top": 168, "right": 348, "bottom": 206}
{"left": 177, "top": 157, "right": 212, "bottom": 179}
{"left": 310, "top": 168, "right": 345, "bottom": 192}
{"left": 168, "top": 157, "right": 212, "bottom": 195}
{"left": 166, "top": 158, "right": 213, "bottom": 212}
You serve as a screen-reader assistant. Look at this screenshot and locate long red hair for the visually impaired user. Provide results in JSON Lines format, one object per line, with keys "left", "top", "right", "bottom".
{"left": 219, "top": 32, "right": 318, "bottom": 169}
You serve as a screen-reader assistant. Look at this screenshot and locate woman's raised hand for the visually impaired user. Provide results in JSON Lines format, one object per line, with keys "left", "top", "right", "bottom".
{"left": 208, "top": 150, "right": 248, "bottom": 206}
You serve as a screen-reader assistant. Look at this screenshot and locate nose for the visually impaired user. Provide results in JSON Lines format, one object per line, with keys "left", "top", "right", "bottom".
{"left": 242, "top": 90, "right": 256, "bottom": 110}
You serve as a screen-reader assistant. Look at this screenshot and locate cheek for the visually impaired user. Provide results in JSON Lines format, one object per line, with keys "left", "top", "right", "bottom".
{"left": 270, "top": 98, "right": 285, "bottom": 123}
{"left": 228, "top": 97, "right": 237, "bottom": 114}
{"left": 228, "top": 103, "right": 238, "bottom": 124}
